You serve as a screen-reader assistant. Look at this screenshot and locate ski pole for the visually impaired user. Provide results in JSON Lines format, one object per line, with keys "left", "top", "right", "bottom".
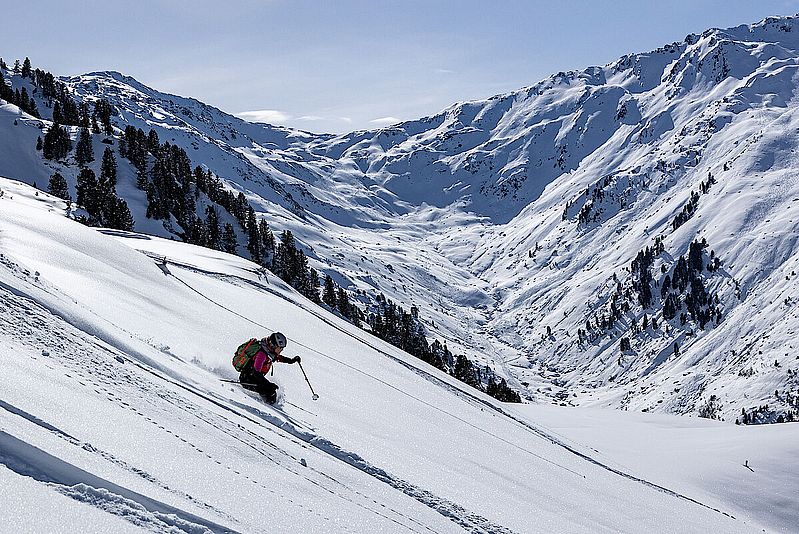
{"left": 297, "top": 361, "right": 319, "bottom": 401}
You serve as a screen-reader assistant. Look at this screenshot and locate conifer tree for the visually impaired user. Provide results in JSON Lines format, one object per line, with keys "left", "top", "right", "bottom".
{"left": 17, "top": 87, "right": 37, "bottom": 116}
{"left": 96, "top": 166, "right": 112, "bottom": 211}
{"left": 52, "top": 101, "right": 63, "bottom": 124}
{"left": 147, "top": 129, "right": 160, "bottom": 154}
{"left": 222, "top": 223, "right": 237, "bottom": 254}
{"left": 0, "top": 69, "right": 12, "bottom": 102}
{"left": 75, "top": 127, "right": 94, "bottom": 166}
{"left": 121, "top": 126, "right": 147, "bottom": 171}
{"left": 93, "top": 99, "right": 114, "bottom": 134}
{"left": 486, "top": 378, "right": 521, "bottom": 403}
{"left": 21, "top": 57, "right": 31, "bottom": 78}
{"left": 189, "top": 217, "right": 207, "bottom": 247}
{"left": 336, "top": 287, "right": 351, "bottom": 319}
{"left": 259, "top": 219, "right": 275, "bottom": 266}
{"left": 100, "top": 147, "right": 117, "bottom": 188}
{"left": 234, "top": 192, "right": 248, "bottom": 227}
{"left": 27, "top": 96, "right": 38, "bottom": 118}
{"left": 688, "top": 240, "right": 704, "bottom": 272}
{"left": 308, "top": 268, "right": 321, "bottom": 304}
{"left": 81, "top": 157, "right": 134, "bottom": 230}
{"left": 454, "top": 355, "right": 481, "bottom": 388}
{"left": 246, "top": 208, "right": 262, "bottom": 263}
{"left": 145, "top": 161, "right": 168, "bottom": 220}
{"left": 47, "top": 172, "right": 70, "bottom": 202}
{"left": 273, "top": 230, "right": 296, "bottom": 282}
{"left": 295, "top": 249, "right": 311, "bottom": 293}
{"left": 107, "top": 197, "right": 135, "bottom": 231}
{"left": 205, "top": 206, "right": 221, "bottom": 250}
{"left": 270, "top": 230, "right": 317, "bottom": 298}
{"left": 59, "top": 91, "right": 80, "bottom": 125}
{"left": 193, "top": 166, "right": 207, "bottom": 193}
{"left": 322, "top": 275, "right": 337, "bottom": 308}
{"left": 76, "top": 168, "right": 101, "bottom": 222}
{"left": 42, "top": 122, "right": 71, "bottom": 160}
{"left": 79, "top": 102, "right": 90, "bottom": 128}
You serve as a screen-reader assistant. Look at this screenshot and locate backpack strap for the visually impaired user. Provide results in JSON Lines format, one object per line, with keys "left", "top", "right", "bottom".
{"left": 233, "top": 338, "right": 259, "bottom": 371}
{"left": 240, "top": 338, "right": 257, "bottom": 358}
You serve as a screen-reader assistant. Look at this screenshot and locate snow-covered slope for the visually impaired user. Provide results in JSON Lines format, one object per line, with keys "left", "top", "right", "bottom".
{"left": 2, "top": 178, "right": 796, "bottom": 532}
{"left": 4, "top": 16, "right": 799, "bottom": 423}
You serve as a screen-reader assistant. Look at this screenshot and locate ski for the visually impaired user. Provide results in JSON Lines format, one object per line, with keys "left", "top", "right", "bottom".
{"left": 220, "top": 378, "right": 276, "bottom": 402}
{"left": 221, "top": 378, "right": 319, "bottom": 402}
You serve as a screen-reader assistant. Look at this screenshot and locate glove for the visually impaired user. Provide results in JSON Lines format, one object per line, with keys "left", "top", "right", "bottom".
{"left": 292, "top": 356, "right": 301, "bottom": 364}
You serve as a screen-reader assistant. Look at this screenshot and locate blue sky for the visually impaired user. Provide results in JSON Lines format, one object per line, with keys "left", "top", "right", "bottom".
{"left": 4, "top": 1, "right": 799, "bottom": 133}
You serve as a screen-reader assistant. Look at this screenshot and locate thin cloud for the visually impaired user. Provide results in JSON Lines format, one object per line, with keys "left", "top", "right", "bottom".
{"left": 298, "top": 115, "right": 355, "bottom": 124}
{"left": 237, "top": 109, "right": 292, "bottom": 124}
{"left": 435, "top": 68, "right": 455, "bottom": 74}
{"left": 369, "top": 116, "right": 401, "bottom": 126}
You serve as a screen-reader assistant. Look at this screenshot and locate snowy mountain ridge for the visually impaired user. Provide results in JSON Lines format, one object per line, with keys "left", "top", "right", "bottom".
{"left": 4, "top": 15, "right": 799, "bottom": 423}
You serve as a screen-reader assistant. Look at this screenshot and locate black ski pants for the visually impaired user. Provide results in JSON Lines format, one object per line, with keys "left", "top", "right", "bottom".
{"left": 239, "top": 366, "right": 278, "bottom": 400}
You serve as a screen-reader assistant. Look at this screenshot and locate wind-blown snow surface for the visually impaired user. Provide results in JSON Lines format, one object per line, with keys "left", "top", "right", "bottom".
{"left": 1, "top": 179, "right": 797, "bottom": 532}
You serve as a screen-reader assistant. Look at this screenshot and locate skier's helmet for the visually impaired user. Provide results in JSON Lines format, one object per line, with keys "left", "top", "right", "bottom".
{"left": 268, "top": 332, "right": 288, "bottom": 349}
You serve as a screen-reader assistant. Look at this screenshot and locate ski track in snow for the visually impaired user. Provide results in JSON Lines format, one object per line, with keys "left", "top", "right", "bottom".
{"left": 52, "top": 483, "right": 215, "bottom": 534}
{"left": 0, "top": 277, "right": 513, "bottom": 534}
{"left": 0, "top": 431, "right": 235, "bottom": 534}
{"left": 203, "top": 392, "right": 517, "bottom": 534}
{"left": 0, "top": 398, "right": 234, "bottom": 522}
{"left": 165, "top": 259, "right": 742, "bottom": 521}
{"left": 146, "top": 354, "right": 519, "bottom": 534}
{"left": 0, "top": 291, "right": 238, "bottom": 529}
{"left": 146, "top": 257, "right": 746, "bottom": 527}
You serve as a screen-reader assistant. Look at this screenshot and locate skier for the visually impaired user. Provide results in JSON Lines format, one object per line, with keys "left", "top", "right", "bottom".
{"left": 233, "top": 332, "right": 300, "bottom": 403}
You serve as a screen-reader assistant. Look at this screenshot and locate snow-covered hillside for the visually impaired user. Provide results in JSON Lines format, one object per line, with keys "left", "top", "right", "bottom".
{"left": 2, "top": 178, "right": 797, "bottom": 532}
{"left": 4, "top": 15, "right": 799, "bottom": 423}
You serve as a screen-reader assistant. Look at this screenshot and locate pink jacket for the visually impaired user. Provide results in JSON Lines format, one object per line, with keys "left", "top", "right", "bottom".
{"left": 252, "top": 348, "right": 291, "bottom": 374}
